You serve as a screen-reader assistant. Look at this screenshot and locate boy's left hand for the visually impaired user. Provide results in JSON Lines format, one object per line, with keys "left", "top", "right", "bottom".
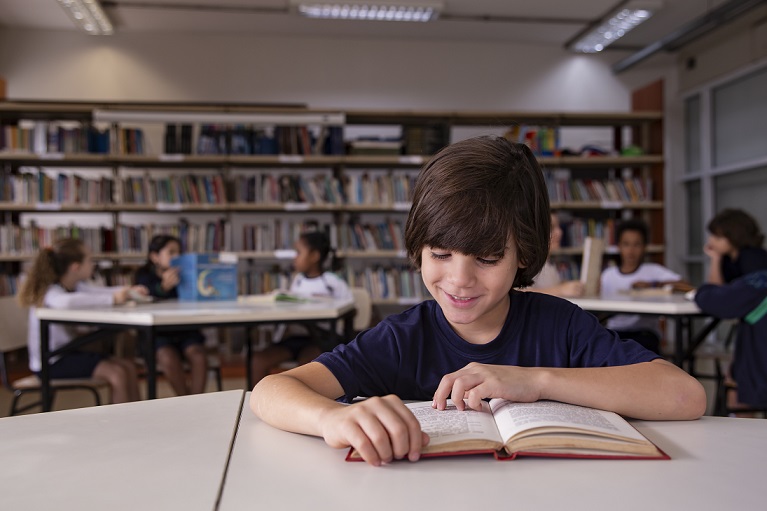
{"left": 432, "top": 362, "right": 542, "bottom": 411}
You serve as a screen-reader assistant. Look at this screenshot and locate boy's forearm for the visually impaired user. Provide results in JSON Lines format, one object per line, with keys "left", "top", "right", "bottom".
{"left": 535, "top": 360, "right": 706, "bottom": 420}
{"left": 250, "top": 372, "right": 344, "bottom": 437}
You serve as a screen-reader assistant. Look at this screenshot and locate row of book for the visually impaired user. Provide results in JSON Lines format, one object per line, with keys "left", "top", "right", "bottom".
{"left": 2, "top": 171, "right": 114, "bottom": 205}
{"left": 562, "top": 218, "right": 617, "bottom": 248}
{"left": 0, "top": 274, "right": 19, "bottom": 297}
{"left": 122, "top": 174, "right": 227, "bottom": 205}
{"left": 546, "top": 172, "right": 653, "bottom": 203}
{"left": 344, "top": 265, "right": 430, "bottom": 301}
{"left": 116, "top": 219, "right": 231, "bottom": 254}
{"left": 241, "top": 220, "right": 331, "bottom": 252}
{"left": 340, "top": 219, "right": 405, "bottom": 252}
{"left": 165, "top": 124, "right": 346, "bottom": 156}
{"left": 0, "top": 121, "right": 145, "bottom": 155}
{"left": 504, "top": 126, "right": 560, "bottom": 157}
{"left": 0, "top": 219, "right": 231, "bottom": 255}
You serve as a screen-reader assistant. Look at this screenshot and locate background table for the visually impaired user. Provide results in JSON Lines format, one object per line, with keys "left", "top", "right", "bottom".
{"left": 220, "top": 395, "right": 767, "bottom": 511}
{"left": 0, "top": 390, "right": 245, "bottom": 511}
{"left": 35, "top": 297, "right": 355, "bottom": 409}
{"left": 568, "top": 294, "right": 716, "bottom": 369}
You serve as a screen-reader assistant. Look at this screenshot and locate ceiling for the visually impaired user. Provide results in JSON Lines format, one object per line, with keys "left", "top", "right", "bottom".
{"left": 0, "top": 0, "right": 753, "bottom": 52}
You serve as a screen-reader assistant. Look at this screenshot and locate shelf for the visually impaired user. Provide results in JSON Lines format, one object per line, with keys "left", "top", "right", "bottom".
{"left": 553, "top": 244, "right": 664, "bottom": 256}
{"left": 344, "top": 109, "right": 662, "bottom": 126}
{"left": 551, "top": 201, "right": 663, "bottom": 210}
{"left": 0, "top": 153, "right": 661, "bottom": 169}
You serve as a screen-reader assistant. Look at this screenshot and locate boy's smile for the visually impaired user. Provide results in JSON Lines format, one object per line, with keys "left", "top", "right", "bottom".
{"left": 420, "top": 245, "right": 519, "bottom": 345}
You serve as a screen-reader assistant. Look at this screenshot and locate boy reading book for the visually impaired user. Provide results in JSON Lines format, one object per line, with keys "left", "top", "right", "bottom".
{"left": 348, "top": 400, "right": 666, "bottom": 461}
{"left": 251, "top": 136, "right": 706, "bottom": 466}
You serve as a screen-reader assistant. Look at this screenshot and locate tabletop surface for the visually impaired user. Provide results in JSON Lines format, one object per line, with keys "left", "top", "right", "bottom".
{"left": 221, "top": 394, "right": 767, "bottom": 511}
{"left": 568, "top": 293, "right": 702, "bottom": 315}
{"left": 0, "top": 390, "right": 245, "bottom": 511}
{"left": 34, "top": 296, "right": 356, "bottom": 326}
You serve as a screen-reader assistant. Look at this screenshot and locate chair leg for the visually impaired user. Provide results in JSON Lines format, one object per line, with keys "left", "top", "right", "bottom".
{"left": 85, "top": 387, "right": 102, "bottom": 406}
{"left": 10, "top": 390, "right": 23, "bottom": 416}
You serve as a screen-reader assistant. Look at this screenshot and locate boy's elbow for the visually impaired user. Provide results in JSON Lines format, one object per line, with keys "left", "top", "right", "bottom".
{"left": 673, "top": 377, "right": 708, "bottom": 420}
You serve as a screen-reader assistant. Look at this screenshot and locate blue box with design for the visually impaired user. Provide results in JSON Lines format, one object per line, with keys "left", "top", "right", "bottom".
{"left": 172, "top": 253, "right": 238, "bottom": 301}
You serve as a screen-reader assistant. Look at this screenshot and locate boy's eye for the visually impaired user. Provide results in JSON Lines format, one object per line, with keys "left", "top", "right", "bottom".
{"left": 477, "top": 257, "right": 500, "bottom": 266}
{"left": 430, "top": 252, "right": 450, "bottom": 260}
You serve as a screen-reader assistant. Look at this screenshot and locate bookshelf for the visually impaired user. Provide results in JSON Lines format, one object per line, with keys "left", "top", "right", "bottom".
{"left": 1, "top": 100, "right": 664, "bottom": 302}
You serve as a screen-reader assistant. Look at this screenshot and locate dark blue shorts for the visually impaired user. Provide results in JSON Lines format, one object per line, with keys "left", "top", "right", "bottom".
{"left": 155, "top": 330, "right": 206, "bottom": 354}
{"left": 39, "top": 352, "right": 105, "bottom": 379}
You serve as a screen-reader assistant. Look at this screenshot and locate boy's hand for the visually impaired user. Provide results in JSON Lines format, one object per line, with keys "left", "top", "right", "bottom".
{"left": 319, "top": 395, "right": 429, "bottom": 466}
{"left": 433, "top": 363, "right": 542, "bottom": 412}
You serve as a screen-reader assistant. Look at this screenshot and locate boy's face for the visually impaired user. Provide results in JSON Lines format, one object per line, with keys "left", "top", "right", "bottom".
{"left": 706, "top": 233, "right": 735, "bottom": 257}
{"left": 618, "top": 230, "right": 646, "bottom": 270}
{"left": 420, "top": 244, "right": 519, "bottom": 344}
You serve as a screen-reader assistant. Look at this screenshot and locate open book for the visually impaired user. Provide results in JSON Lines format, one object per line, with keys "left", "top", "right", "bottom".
{"left": 347, "top": 399, "right": 668, "bottom": 461}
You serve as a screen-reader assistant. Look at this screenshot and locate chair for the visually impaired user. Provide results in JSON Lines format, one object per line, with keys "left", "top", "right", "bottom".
{"left": 0, "top": 296, "right": 109, "bottom": 416}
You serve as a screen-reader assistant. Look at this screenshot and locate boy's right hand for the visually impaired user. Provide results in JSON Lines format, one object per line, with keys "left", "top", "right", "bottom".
{"left": 319, "top": 395, "right": 429, "bottom": 466}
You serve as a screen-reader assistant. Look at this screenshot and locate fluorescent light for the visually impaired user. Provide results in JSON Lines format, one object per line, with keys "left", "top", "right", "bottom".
{"left": 291, "top": 2, "right": 442, "bottom": 22}
{"left": 570, "top": 3, "right": 660, "bottom": 53}
{"left": 57, "top": 0, "right": 114, "bottom": 35}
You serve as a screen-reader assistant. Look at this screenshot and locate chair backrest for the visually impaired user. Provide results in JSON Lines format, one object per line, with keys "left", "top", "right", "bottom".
{"left": 0, "top": 296, "right": 29, "bottom": 353}
{"left": 350, "top": 287, "right": 372, "bottom": 332}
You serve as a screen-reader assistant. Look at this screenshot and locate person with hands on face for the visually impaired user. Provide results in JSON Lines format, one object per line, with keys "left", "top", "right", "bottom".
{"left": 704, "top": 209, "right": 767, "bottom": 285}
{"left": 134, "top": 234, "right": 209, "bottom": 395}
{"left": 527, "top": 212, "right": 584, "bottom": 298}
{"left": 17, "top": 238, "right": 144, "bottom": 403}
{"left": 250, "top": 136, "right": 706, "bottom": 466}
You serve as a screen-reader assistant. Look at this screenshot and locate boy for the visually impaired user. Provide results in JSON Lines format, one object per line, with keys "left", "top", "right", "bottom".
{"left": 251, "top": 137, "right": 706, "bottom": 466}
{"left": 600, "top": 219, "right": 692, "bottom": 353}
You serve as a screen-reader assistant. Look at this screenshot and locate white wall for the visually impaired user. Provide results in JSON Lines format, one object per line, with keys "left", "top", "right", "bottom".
{"left": 0, "top": 28, "right": 664, "bottom": 111}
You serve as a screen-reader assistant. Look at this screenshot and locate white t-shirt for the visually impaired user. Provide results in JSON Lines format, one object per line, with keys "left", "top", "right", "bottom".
{"left": 600, "top": 263, "right": 681, "bottom": 332}
{"left": 28, "top": 282, "right": 121, "bottom": 372}
{"left": 289, "top": 272, "right": 353, "bottom": 300}
{"left": 273, "top": 272, "right": 353, "bottom": 342}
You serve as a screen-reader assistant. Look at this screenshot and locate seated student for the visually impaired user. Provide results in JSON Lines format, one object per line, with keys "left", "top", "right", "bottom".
{"left": 600, "top": 219, "right": 692, "bottom": 354}
{"left": 17, "top": 238, "right": 143, "bottom": 404}
{"left": 250, "top": 231, "right": 352, "bottom": 383}
{"left": 134, "top": 234, "right": 208, "bottom": 395}
{"left": 694, "top": 270, "right": 767, "bottom": 413}
{"left": 250, "top": 136, "right": 706, "bottom": 466}
{"left": 705, "top": 208, "right": 767, "bottom": 285}
{"left": 528, "top": 212, "right": 584, "bottom": 297}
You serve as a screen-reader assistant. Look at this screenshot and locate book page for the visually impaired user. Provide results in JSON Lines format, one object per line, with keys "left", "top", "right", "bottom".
{"left": 405, "top": 400, "right": 503, "bottom": 451}
{"left": 490, "top": 400, "right": 648, "bottom": 445}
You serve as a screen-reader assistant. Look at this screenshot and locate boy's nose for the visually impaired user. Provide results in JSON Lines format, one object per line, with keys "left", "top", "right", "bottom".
{"left": 446, "top": 257, "right": 476, "bottom": 288}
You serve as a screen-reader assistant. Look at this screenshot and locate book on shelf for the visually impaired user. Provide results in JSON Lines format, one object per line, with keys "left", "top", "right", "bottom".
{"left": 347, "top": 399, "right": 668, "bottom": 462}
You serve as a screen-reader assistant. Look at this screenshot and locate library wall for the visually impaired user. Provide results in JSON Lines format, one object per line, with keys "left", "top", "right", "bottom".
{"left": 0, "top": 28, "right": 664, "bottom": 111}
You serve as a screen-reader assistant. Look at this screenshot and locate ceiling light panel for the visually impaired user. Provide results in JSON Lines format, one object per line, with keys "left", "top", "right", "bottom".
{"left": 57, "top": 0, "right": 114, "bottom": 35}
{"left": 291, "top": 2, "right": 443, "bottom": 22}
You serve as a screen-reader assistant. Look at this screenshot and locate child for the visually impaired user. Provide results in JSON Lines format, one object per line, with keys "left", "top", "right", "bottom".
{"left": 694, "top": 270, "right": 767, "bottom": 412}
{"left": 528, "top": 212, "right": 584, "bottom": 297}
{"left": 17, "top": 238, "right": 142, "bottom": 404}
{"left": 251, "top": 231, "right": 352, "bottom": 383}
{"left": 600, "top": 219, "right": 692, "bottom": 353}
{"left": 250, "top": 136, "right": 706, "bottom": 466}
{"left": 134, "top": 234, "right": 208, "bottom": 395}
{"left": 705, "top": 209, "right": 767, "bottom": 284}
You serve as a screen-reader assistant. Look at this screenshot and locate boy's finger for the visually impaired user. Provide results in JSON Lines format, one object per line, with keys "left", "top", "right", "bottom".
{"left": 357, "top": 413, "right": 394, "bottom": 464}
{"left": 346, "top": 424, "right": 382, "bottom": 466}
{"left": 387, "top": 404, "right": 425, "bottom": 461}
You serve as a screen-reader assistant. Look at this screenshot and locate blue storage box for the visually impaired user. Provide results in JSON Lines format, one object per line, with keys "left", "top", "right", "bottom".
{"left": 172, "top": 253, "right": 238, "bottom": 301}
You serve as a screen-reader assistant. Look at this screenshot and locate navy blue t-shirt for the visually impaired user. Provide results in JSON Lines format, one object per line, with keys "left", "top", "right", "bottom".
{"left": 721, "top": 246, "right": 767, "bottom": 283}
{"left": 316, "top": 291, "right": 658, "bottom": 402}
{"left": 135, "top": 266, "right": 178, "bottom": 299}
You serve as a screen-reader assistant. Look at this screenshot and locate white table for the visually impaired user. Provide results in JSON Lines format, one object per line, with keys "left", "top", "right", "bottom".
{"left": 35, "top": 298, "right": 356, "bottom": 410}
{"left": 220, "top": 397, "right": 767, "bottom": 511}
{"left": 0, "top": 390, "right": 245, "bottom": 511}
{"left": 568, "top": 294, "right": 716, "bottom": 369}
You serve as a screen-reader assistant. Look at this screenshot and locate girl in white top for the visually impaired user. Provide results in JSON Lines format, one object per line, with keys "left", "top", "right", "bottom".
{"left": 17, "top": 238, "right": 147, "bottom": 403}
{"left": 251, "top": 231, "right": 352, "bottom": 383}
{"left": 530, "top": 213, "right": 585, "bottom": 297}
{"left": 600, "top": 220, "right": 691, "bottom": 353}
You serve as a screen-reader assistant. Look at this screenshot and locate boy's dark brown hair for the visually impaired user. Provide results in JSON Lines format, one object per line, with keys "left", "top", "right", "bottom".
{"left": 707, "top": 209, "right": 765, "bottom": 249}
{"left": 617, "top": 219, "right": 649, "bottom": 246}
{"left": 404, "top": 136, "right": 550, "bottom": 288}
